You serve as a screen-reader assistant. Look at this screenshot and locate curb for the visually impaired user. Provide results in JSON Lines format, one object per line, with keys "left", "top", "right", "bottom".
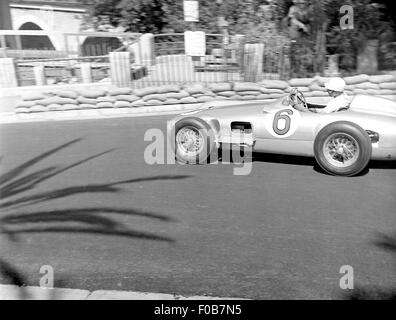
{"left": 0, "top": 99, "right": 282, "bottom": 124}
{"left": 0, "top": 103, "right": 204, "bottom": 124}
{"left": 0, "top": 284, "right": 246, "bottom": 300}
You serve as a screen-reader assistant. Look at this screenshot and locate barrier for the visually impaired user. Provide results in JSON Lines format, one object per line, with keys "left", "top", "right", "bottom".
{"left": 11, "top": 74, "right": 396, "bottom": 114}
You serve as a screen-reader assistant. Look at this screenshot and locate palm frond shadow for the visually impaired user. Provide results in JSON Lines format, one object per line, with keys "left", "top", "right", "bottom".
{"left": 0, "top": 138, "right": 191, "bottom": 293}
{"left": 342, "top": 232, "right": 396, "bottom": 300}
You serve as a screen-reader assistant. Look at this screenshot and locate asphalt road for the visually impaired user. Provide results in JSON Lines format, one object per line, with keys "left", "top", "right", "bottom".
{"left": 0, "top": 115, "right": 395, "bottom": 299}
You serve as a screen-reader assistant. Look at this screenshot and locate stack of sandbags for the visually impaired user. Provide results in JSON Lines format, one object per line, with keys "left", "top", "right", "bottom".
{"left": 284, "top": 74, "right": 396, "bottom": 99}
{"left": 285, "top": 78, "right": 314, "bottom": 97}
{"left": 206, "top": 83, "right": 235, "bottom": 101}
{"left": 15, "top": 92, "right": 47, "bottom": 113}
{"left": 184, "top": 84, "right": 216, "bottom": 102}
{"left": 233, "top": 82, "right": 263, "bottom": 100}
{"left": 16, "top": 91, "right": 81, "bottom": 113}
{"left": 345, "top": 74, "right": 396, "bottom": 96}
{"left": 107, "top": 88, "right": 137, "bottom": 108}
{"left": 14, "top": 74, "right": 396, "bottom": 114}
{"left": 258, "top": 80, "right": 290, "bottom": 100}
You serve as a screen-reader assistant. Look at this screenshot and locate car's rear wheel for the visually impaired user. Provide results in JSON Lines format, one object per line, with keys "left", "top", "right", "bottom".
{"left": 314, "top": 121, "right": 372, "bottom": 176}
{"left": 173, "top": 118, "right": 216, "bottom": 164}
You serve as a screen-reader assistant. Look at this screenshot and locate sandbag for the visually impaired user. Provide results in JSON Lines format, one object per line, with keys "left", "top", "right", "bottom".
{"left": 191, "top": 92, "right": 216, "bottom": 98}
{"left": 97, "top": 96, "right": 116, "bottom": 103}
{"left": 312, "top": 76, "right": 329, "bottom": 86}
{"left": 30, "top": 105, "right": 47, "bottom": 112}
{"left": 145, "top": 99, "right": 164, "bottom": 106}
{"left": 366, "top": 89, "right": 384, "bottom": 95}
{"left": 134, "top": 86, "right": 158, "bottom": 96}
{"left": 288, "top": 78, "right": 314, "bottom": 87}
{"left": 165, "top": 91, "right": 190, "bottom": 99}
{"left": 354, "top": 82, "right": 380, "bottom": 90}
{"left": 379, "top": 82, "right": 396, "bottom": 90}
{"left": 241, "top": 95, "right": 257, "bottom": 100}
{"left": 97, "top": 102, "right": 113, "bottom": 108}
{"left": 184, "top": 84, "right": 206, "bottom": 95}
{"left": 47, "top": 104, "right": 63, "bottom": 111}
{"left": 369, "top": 74, "right": 395, "bottom": 84}
{"left": 260, "top": 88, "right": 285, "bottom": 94}
{"left": 157, "top": 85, "right": 181, "bottom": 94}
{"left": 229, "top": 95, "right": 243, "bottom": 100}
{"left": 77, "top": 96, "right": 98, "bottom": 105}
{"left": 378, "top": 89, "right": 395, "bottom": 95}
{"left": 108, "top": 88, "right": 132, "bottom": 96}
{"left": 164, "top": 98, "right": 180, "bottom": 105}
{"left": 78, "top": 89, "right": 107, "bottom": 98}
{"left": 267, "top": 93, "right": 284, "bottom": 99}
{"left": 308, "top": 82, "right": 326, "bottom": 92}
{"left": 17, "top": 100, "right": 36, "bottom": 108}
{"left": 79, "top": 103, "right": 98, "bottom": 109}
{"left": 142, "top": 94, "right": 167, "bottom": 102}
{"left": 55, "top": 90, "right": 78, "bottom": 99}
{"left": 256, "top": 94, "right": 270, "bottom": 100}
{"left": 114, "top": 94, "right": 140, "bottom": 102}
{"left": 237, "top": 90, "right": 260, "bottom": 96}
{"left": 353, "top": 89, "right": 367, "bottom": 94}
{"left": 216, "top": 91, "right": 236, "bottom": 97}
{"left": 233, "top": 82, "right": 262, "bottom": 92}
{"left": 38, "top": 97, "right": 78, "bottom": 106}
{"left": 131, "top": 100, "right": 145, "bottom": 107}
{"left": 180, "top": 97, "right": 198, "bottom": 104}
{"left": 259, "top": 80, "right": 289, "bottom": 90}
{"left": 196, "top": 96, "right": 214, "bottom": 102}
{"left": 295, "top": 87, "right": 310, "bottom": 92}
{"left": 344, "top": 74, "right": 370, "bottom": 85}
{"left": 212, "top": 96, "right": 229, "bottom": 101}
{"left": 22, "top": 92, "right": 46, "bottom": 101}
{"left": 15, "top": 107, "right": 30, "bottom": 113}
{"left": 113, "top": 101, "right": 131, "bottom": 108}
{"left": 63, "top": 104, "right": 80, "bottom": 110}
{"left": 209, "top": 82, "right": 232, "bottom": 92}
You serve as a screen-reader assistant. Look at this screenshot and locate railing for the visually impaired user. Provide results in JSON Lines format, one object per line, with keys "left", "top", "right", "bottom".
{"left": 15, "top": 55, "right": 111, "bottom": 86}
{"left": 0, "top": 30, "right": 141, "bottom": 59}
{"left": 147, "top": 33, "right": 246, "bottom": 86}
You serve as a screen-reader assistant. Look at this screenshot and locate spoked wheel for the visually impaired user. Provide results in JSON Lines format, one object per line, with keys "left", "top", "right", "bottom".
{"left": 314, "top": 121, "right": 372, "bottom": 176}
{"left": 176, "top": 126, "right": 205, "bottom": 158}
{"left": 323, "top": 133, "right": 360, "bottom": 168}
{"left": 173, "top": 118, "right": 216, "bottom": 164}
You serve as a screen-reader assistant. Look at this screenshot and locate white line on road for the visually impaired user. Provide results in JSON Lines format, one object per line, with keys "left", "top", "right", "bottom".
{"left": 0, "top": 284, "right": 247, "bottom": 300}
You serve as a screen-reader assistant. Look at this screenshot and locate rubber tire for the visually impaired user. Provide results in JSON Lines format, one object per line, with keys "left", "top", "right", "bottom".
{"left": 172, "top": 117, "right": 216, "bottom": 164}
{"left": 314, "top": 121, "right": 372, "bottom": 177}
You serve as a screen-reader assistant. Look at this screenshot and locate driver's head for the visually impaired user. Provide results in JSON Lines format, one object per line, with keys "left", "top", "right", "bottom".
{"left": 325, "top": 77, "right": 346, "bottom": 98}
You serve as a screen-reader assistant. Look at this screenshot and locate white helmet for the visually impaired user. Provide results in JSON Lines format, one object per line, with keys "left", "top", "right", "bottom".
{"left": 325, "top": 77, "right": 346, "bottom": 92}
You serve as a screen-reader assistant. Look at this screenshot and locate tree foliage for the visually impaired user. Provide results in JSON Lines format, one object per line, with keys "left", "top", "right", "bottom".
{"left": 81, "top": 0, "right": 395, "bottom": 72}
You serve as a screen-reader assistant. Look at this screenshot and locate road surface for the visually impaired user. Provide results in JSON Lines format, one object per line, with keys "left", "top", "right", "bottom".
{"left": 0, "top": 115, "right": 395, "bottom": 299}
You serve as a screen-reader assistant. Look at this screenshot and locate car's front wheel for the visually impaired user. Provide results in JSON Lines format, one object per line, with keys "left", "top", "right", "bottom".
{"left": 314, "top": 121, "right": 372, "bottom": 176}
{"left": 173, "top": 118, "right": 216, "bottom": 164}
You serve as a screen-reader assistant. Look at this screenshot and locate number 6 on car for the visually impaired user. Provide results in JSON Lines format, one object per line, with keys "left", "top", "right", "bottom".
{"left": 266, "top": 108, "right": 301, "bottom": 138}
{"left": 170, "top": 89, "right": 396, "bottom": 176}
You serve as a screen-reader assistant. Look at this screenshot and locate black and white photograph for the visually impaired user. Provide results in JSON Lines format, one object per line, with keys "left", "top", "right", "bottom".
{"left": 0, "top": 0, "right": 395, "bottom": 307}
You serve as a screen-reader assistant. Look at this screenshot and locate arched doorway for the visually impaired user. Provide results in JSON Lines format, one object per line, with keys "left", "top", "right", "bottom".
{"left": 81, "top": 37, "right": 123, "bottom": 56}
{"left": 19, "top": 22, "right": 55, "bottom": 50}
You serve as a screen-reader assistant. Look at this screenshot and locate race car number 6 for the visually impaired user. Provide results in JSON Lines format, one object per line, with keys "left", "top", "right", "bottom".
{"left": 273, "top": 109, "right": 293, "bottom": 135}
{"left": 265, "top": 108, "right": 301, "bottom": 138}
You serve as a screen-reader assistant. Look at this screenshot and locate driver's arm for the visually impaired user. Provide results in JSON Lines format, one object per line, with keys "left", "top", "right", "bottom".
{"left": 293, "top": 103, "right": 308, "bottom": 112}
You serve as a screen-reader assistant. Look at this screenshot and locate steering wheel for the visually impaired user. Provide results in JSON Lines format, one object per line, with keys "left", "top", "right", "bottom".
{"left": 289, "top": 88, "right": 308, "bottom": 110}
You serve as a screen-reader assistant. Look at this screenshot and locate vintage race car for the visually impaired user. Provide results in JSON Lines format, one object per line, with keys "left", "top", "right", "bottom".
{"left": 169, "top": 89, "right": 396, "bottom": 176}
